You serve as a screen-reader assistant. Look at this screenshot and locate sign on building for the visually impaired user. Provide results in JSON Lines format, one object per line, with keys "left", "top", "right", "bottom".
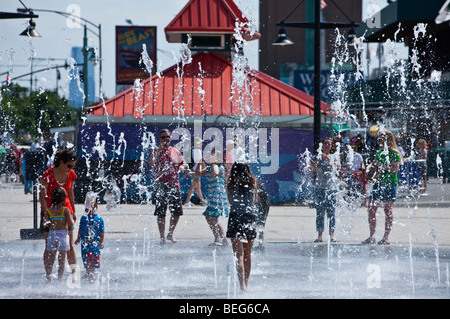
{"left": 116, "top": 26, "right": 157, "bottom": 92}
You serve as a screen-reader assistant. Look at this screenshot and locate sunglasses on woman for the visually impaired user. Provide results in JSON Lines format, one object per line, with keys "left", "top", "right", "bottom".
{"left": 65, "top": 163, "right": 74, "bottom": 169}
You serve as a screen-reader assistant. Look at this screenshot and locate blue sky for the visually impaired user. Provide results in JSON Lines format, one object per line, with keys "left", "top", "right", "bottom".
{"left": 1, "top": 0, "right": 385, "bottom": 100}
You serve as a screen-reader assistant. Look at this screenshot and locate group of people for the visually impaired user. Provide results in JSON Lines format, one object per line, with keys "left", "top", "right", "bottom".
{"left": 36, "top": 127, "right": 427, "bottom": 292}
{"left": 148, "top": 129, "right": 269, "bottom": 291}
{"left": 147, "top": 127, "right": 410, "bottom": 291}
{"left": 0, "top": 134, "right": 58, "bottom": 194}
{"left": 308, "top": 130, "right": 403, "bottom": 246}
{"left": 0, "top": 144, "right": 23, "bottom": 183}
{"left": 39, "top": 129, "right": 269, "bottom": 291}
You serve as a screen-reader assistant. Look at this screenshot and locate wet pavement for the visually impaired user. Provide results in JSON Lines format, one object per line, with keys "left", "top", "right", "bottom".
{"left": 1, "top": 178, "right": 449, "bottom": 299}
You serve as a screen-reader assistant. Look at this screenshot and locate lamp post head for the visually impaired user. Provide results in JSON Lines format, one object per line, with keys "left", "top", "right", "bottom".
{"left": 346, "top": 27, "right": 357, "bottom": 46}
{"left": 20, "top": 19, "right": 41, "bottom": 37}
{"left": 89, "top": 49, "right": 98, "bottom": 66}
{"left": 272, "top": 27, "right": 294, "bottom": 46}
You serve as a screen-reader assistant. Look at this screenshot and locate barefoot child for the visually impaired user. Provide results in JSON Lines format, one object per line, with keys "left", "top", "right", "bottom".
{"left": 196, "top": 150, "right": 229, "bottom": 246}
{"left": 75, "top": 192, "right": 105, "bottom": 282}
{"left": 43, "top": 187, "right": 75, "bottom": 282}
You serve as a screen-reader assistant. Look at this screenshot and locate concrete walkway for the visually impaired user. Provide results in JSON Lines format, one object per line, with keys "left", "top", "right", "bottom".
{"left": 0, "top": 178, "right": 449, "bottom": 299}
{"left": 1, "top": 178, "right": 448, "bottom": 246}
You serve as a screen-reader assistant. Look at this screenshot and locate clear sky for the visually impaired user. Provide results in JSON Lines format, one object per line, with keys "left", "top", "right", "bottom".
{"left": 1, "top": 0, "right": 388, "bottom": 101}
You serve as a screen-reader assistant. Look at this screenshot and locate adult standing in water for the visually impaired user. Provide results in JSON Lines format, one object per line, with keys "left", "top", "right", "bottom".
{"left": 148, "top": 129, "right": 187, "bottom": 244}
{"left": 39, "top": 149, "right": 78, "bottom": 282}
{"left": 309, "top": 137, "right": 340, "bottom": 243}
{"left": 226, "top": 162, "right": 258, "bottom": 291}
{"left": 362, "top": 130, "right": 401, "bottom": 245}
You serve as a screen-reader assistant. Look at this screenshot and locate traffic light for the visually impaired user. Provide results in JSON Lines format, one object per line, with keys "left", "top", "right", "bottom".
{"left": 79, "top": 69, "right": 84, "bottom": 82}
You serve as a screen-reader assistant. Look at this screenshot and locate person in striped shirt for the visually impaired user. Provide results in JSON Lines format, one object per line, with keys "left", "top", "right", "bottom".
{"left": 196, "top": 149, "right": 229, "bottom": 246}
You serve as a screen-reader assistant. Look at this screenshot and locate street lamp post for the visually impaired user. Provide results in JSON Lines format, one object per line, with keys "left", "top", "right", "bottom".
{"left": 313, "top": 0, "right": 321, "bottom": 154}
{"left": 273, "top": 0, "right": 358, "bottom": 153}
{"left": 82, "top": 24, "right": 97, "bottom": 108}
{"left": 17, "top": 6, "right": 103, "bottom": 107}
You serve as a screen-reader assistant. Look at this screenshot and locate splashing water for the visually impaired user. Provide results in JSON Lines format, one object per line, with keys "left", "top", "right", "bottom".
{"left": 436, "top": 154, "right": 443, "bottom": 177}
{"left": 409, "top": 233, "right": 416, "bottom": 295}
{"left": 1, "top": 2, "right": 449, "bottom": 299}
{"left": 115, "top": 132, "right": 127, "bottom": 166}
{"left": 93, "top": 131, "right": 107, "bottom": 162}
{"left": 296, "top": 148, "right": 314, "bottom": 204}
{"left": 231, "top": 21, "right": 253, "bottom": 118}
{"left": 172, "top": 42, "right": 192, "bottom": 123}
{"left": 140, "top": 43, "right": 154, "bottom": 75}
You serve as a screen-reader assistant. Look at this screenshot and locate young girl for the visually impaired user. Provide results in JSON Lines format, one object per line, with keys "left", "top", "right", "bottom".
{"left": 42, "top": 187, "right": 75, "bottom": 282}
{"left": 363, "top": 130, "right": 402, "bottom": 245}
{"left": 184, "top": 137, "right": 206, "bottom": 206}
{"left": 75, "top": 192, "right": 105, "bottom": 282}
{"left": 226, "top": 162, "right": 258, "bottom": 291}
{"left": 196, "top": 150, "right": 229, "bottom": 246}
{"left": 40, "top": 149, "right": 78, "bottom": 282}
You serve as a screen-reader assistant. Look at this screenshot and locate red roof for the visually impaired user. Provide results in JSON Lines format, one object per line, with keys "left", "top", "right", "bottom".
{"left": 85, "top": 52, "right": 329, "bottom": 120}
{"left": 164, "top": 0, "right": 261, "bottom": 42}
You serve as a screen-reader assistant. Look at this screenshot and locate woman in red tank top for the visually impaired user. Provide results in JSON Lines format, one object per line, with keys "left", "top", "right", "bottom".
{"left": 39, "top": 149, "right": 78, "bottom": 282}
{"left": 41, "top": 167, "right": 77, "bottom": 214}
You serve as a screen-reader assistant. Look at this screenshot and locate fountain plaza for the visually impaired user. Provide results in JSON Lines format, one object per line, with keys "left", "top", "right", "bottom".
{"left": 0, "top": 177, "right": 449, "bottom": 302}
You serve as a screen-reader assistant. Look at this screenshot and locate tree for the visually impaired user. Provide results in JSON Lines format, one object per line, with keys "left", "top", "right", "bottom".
{"left": 0, "top": 83, "right": 78, "bottom": 143}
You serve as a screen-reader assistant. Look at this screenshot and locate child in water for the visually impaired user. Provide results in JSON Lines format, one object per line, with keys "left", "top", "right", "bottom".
{"left": 75, "top": 192, "right": 105, "bottom": 282}
{"left": 43, "top": 187, "right": 75, "bottom": 282}
{"left": 196, "top": 150, "right": 229, "bottom": 246}
{"left": 226, "top": 162, "right": 258, "bottom": 291}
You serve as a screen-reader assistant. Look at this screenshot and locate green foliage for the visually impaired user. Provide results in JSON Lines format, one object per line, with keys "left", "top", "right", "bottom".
{"left": 0, "top": 83, "right": 79, "bottom": 143}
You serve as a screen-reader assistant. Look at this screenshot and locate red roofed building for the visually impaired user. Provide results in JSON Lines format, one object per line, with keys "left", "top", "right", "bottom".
{"left": 164, "top": 0, "right": 261, "bottom": 43}
{"left": 85, "top": 0, "right": 328, "bottom": 124}
{"left": 85, "top": 51, "right": 328, "bottom": 126}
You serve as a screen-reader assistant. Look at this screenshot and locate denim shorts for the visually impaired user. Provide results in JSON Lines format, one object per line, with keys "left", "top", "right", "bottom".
{"left": 314, "top": 188, "right": 336, "bottom": 233}
{"left": 371, "top": 183, "right": 397, "bottom": 202}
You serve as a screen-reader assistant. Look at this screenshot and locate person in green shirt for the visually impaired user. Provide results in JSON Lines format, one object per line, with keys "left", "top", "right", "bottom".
{"left": 362, "top": 130, "right": 402, "bottom": 245}
{"left": 0, "top": 144, "right": 6, "bottom": 162}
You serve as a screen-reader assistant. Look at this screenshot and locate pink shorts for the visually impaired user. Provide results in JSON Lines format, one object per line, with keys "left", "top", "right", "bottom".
{"left": 47, "top": 230, "right": 70, "bottom": 252}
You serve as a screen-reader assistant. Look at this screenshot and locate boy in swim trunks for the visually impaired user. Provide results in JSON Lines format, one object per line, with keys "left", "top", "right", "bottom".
{"left": 42, "top": 187, "right": 75, "bottom": 282}
{"left": 75, "top": 192, "right": 105, "bottom": 282}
